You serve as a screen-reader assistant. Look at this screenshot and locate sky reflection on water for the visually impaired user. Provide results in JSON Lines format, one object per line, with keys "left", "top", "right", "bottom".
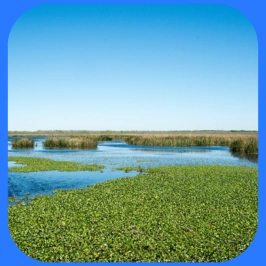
{"left": 8, "top": 138, "right": 257, "bottom": 199}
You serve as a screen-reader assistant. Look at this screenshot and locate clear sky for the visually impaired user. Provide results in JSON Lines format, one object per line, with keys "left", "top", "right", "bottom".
{"left": 8, "top": 4, "right": 258, "bottom": 131}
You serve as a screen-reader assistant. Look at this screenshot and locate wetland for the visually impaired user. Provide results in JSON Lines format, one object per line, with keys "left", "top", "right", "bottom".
{"left": 7, "top": 132, "right": 258, "bottom": 262}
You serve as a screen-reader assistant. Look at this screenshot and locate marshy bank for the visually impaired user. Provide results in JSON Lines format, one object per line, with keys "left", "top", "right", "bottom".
{"left": 11, "top": 132, "right": 258, "bottom": 156}
{"left": 47, "top": 134, "right": 258, "bottom": 155}
{"left": 8, "top": 165, "right": 257, "bottom": 262}
{"left": 121, "top": 135, "right": 258, "bottom": 155}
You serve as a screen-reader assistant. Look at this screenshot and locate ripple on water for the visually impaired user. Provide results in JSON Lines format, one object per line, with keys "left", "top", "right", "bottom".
{"left": 8, "top": 139, "right": 257, "bottom": 199}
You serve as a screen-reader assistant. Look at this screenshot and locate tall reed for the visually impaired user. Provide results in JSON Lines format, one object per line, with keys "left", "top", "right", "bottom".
{"left": 124, "top": 135, "right": 231, "bottom": 147}
{"left": 12, "top": 132, "right": 258, "bottom": 154}
{"left": 11, "top": 138, "right": 34, "bottom": 149}
{"left": 123, "top": 135, "right": 258, "bottom": 155}
{"left": 229, "top": 137, "right": 258, "bottom": 154}
{"left": 43, "top": 137, "right": 98, "bottom": 149}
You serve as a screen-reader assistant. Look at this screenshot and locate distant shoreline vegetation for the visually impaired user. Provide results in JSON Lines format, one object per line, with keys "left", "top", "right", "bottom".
{"left": 8, "top": 130, "right": 258, "bottom": 136}
{"left": 9, "top": 131, "right": 258, "bottom": 155}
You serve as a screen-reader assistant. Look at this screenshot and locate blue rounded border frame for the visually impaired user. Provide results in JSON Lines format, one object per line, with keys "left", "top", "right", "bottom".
{"left": 0, "top": 0, "right": 264, "bottom": 265}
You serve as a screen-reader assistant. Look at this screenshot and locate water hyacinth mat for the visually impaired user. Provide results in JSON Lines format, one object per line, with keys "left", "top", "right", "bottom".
{"left": 8, "top": 165, "right": 257, "bottom": 262}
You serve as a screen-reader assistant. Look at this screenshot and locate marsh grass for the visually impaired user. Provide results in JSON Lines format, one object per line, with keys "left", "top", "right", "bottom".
{"left": 10, "top": 132, "right": 258, "bottom": 155}
{"left": 8, "top": 165, "right": 257, "bottom": 262}
{"left": 11, "top": 138, "right": 34, "bottom": 149}
{"left": 123, "top": 134, "right": 258, "bottom": 155}
{"left": 8, "top": 157, "right": 104, "bottom": 172}
{"left": 229, "top": 137, "right": 258, "bottom": 154}
{"left": 43, "top": 137, "right": 98, "bottom": 149}
{"left": 8, "top": 130, "right": 257, "bottom": 137}
{"left": 126, "top": 135, "right": 229, "bottom": 146}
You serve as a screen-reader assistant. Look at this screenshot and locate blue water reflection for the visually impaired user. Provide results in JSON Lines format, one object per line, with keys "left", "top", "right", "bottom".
{"left": 8, "top": 170, "right": 138, "bottom": 199}
{"left": 8, "top": 138, "right": 257, "bottom": 198}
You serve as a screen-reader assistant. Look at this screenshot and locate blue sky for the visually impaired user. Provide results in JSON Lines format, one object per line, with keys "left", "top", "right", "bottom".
{"left": 8, "top": 4, "right": 258, "bottom": 131}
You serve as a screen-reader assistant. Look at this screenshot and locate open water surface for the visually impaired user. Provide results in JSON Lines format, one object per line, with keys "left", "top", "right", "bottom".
{"left": 8, "top": 137, "right": 258, "bottom": 198}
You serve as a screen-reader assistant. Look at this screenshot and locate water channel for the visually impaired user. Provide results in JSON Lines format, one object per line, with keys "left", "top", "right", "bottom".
{"left": 8, "top": 137, "right": 257, "bottom": 198}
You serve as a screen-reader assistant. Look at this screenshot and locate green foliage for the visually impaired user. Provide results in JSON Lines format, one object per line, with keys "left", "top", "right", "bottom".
{"left": 8, "top": 157, "right": 104, "bottom": 172}
{"left": 230, "top": 137, "right": 258, "bottom": 154}
{"left": 8, "top": 165, "right": 257, "bottom": 262}
{"left": 43, "top": 137, "right": 98, "bottom": 149}
{"left": 11, "top": 138, "right": 34, "bottom": 149}
{"left": 97, "top": 135, "right": 114, "bottom": 141}
{"left": 115, "top": 166, "right": 145, "bottom": 173}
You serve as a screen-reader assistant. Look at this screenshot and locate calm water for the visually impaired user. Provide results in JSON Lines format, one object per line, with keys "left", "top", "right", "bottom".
{"left": 8, "top": 137, "right": 258, "bottom": 198}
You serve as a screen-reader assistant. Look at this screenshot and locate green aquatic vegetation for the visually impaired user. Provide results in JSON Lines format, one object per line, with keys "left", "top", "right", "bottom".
{"left": 8, "top": 165, "right": 257, "bottom": 262}
{"left": 115, "top": 166, "right": 145, "bottom": 173}
{"left": 11, "top": 138, "right": 34, "bottom": 149}
{"left": 43, "top": 137, "right": 98, "bottom": 149}
{"left": 8, "top": 157, "right": 104, "bottom": 172}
